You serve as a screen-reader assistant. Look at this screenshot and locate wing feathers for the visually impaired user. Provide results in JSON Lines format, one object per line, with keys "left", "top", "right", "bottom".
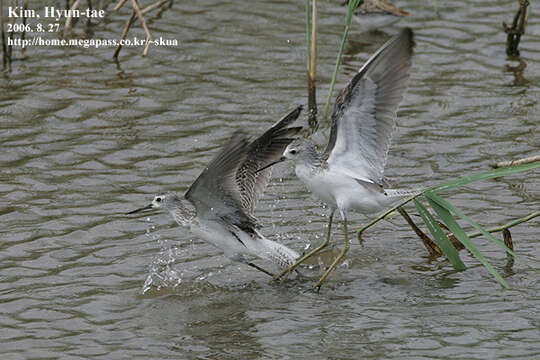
{"left": 185, "top": 132, "right": 257, "bottom": 230}
{"left": 185, "top": 106, "right": 302, "bottom": 231}
{"left": 325, "top": 28, "right": 414, "bottom": 184}
{"left": 239, "top": 106, "right": 303, "bottom": 213}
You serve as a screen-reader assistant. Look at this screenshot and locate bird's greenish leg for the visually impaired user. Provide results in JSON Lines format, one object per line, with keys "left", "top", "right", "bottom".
{"left": 247, "top": 262, "right": 276, "bottom": 277}
{"left": 314, "top": 214, "right": 349, "bottom": 292}
{"left": 274, "top": 209, "right": 335, "bottom": 281}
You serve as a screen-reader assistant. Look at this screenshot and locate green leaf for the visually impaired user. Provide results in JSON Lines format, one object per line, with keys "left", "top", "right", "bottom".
{"left": 426, "top": 192, "right": 540, "bottom": 275}
{"left": 306, "top": 0, "right": 311, "bottom": 73}
{"left": 425, "top": 193, "right": 510, "bottom": 289}
{"left": 431, "top": 161, "right": 540, "bottom": 194}
{"left": 358, "top": 162, "right": 540, "bottom": 240}
{"left": 413, "top": 199, "right": 466, "bottom": 270}
{"left": 323, "top": 0, "right": 363, "bottom": 121}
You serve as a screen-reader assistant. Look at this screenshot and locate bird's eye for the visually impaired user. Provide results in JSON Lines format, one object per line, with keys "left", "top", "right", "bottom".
{"left": 290, "top": 149, "right": 298, "bottom": 155}
{"left": 156, "top": 197, "right": 162, "bottom": 203}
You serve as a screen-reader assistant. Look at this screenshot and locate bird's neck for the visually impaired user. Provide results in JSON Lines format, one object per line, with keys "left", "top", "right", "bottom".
{"left": 169, "top": 199, "right": 195, "bottom": 227}
{"left": 298, "top": 146, "right": 325, "bottom": 171}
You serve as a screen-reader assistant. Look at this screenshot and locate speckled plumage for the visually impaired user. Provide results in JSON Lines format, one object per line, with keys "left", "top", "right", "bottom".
{"left": 265, "top": 28, "right": 418, "bottom": 288}
{"left": 128, "top": 107, "right": 304, "bottom": 275}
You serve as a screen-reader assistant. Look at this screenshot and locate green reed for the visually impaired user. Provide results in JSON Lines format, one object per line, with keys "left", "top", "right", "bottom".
{"left": 358, "top": 161, "right": 540, "bottom": 288}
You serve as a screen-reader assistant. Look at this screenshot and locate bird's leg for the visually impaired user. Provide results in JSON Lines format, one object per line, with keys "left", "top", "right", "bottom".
{"left": 274, "top": 209, "right": 336, "bottom": 281}
{"left": 314, "top": 214, "right": 349, "bottom": 292}
{"left": 247, "top": 262, "right": 276, "bottom": 277}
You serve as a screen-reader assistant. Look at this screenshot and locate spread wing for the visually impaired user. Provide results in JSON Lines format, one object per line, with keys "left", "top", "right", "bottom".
{"left": 185, "top": 106, "right": 302, "bottom": 231}
{"left": 237, "top": 105, "right": 303, "bottom": 214}
{"left": 185, "top": 132, "right": 257, "bottom": 230}
{"left": 324, "top": 27, "right": 414, "bottom": 184}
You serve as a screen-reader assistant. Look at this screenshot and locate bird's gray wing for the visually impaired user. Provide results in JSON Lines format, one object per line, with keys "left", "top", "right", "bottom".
{"left": 237, "top": 106, "right": 303, "bottom": 214}
{"left": 185, "top": 132, "right": 258, "bottom": 231}
{"left": 185, "top": 107, "right": 302, "bottom": 231}
{"left": 324, "top": 27, "right": 414, "bottom": 184}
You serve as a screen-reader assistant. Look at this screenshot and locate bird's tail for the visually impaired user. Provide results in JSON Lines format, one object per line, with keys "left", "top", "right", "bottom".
{"left": 385, "top": 188, "right": 423, "bottom": 198}
{"left": 253, "top": 230, "right": 300, "bottom": 270}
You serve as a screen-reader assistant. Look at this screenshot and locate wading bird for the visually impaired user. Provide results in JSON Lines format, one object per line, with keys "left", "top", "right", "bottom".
{"left": 127, "top": 107, "right": 303, "bottom": 277}
{"left": 258, "top": 28, "right": 416, "bottom": 290}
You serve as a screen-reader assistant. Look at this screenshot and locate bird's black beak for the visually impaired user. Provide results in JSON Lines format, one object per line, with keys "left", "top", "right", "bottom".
{"left": 256, "top": 156, "right": 286, "bottom": 173}
{"left": 126, "top": 203, "right": 153, "bottom": 215}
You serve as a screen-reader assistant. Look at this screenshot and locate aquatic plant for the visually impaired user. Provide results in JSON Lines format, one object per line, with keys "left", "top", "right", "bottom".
{"left": 303, "top": 0, "right": 538, "bottom": 288}
{"left": 357, "top": 161, "right": 540, "bottom": 289}
{"left": 503, "top": 0, "right": 529, "bottom": 57}
{"left": 323, "top": 0, "right": 362, "bottom": 122}
{"left": 112, "top": 0, "right": 173, "bottom": 59}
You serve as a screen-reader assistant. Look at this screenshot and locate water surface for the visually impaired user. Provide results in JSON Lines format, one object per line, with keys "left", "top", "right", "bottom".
{"left": 1, "top": 0, "right": 539, "bottom": 358}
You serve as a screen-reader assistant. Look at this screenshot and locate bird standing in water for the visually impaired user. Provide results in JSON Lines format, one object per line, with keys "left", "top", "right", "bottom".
{"left": 128, "top": 107, "right": 303, "bottom": 277}
{"left": 258, "top": 28, "right": 416, "bottom": 290}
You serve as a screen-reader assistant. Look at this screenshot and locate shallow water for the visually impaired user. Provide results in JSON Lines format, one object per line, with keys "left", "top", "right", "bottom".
{"left": 1, "top": 0, "right": 539, "bottom": 359}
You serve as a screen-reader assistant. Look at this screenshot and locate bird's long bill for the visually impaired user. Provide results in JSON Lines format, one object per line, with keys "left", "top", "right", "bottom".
{"left": 255, "top": 157, "right": 286, "bottom": 173}
{"left": 126, "top": 203, "right": 153, "bottom": 215}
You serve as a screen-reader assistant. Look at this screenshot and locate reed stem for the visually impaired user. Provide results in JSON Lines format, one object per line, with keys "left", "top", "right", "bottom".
{"left": 0, "top": 0, "right": 7, "bottom": 70}
{"left": 307, "top": 0, "right": 318, "bottom": 131}
{"left": 489, "top": 155, "right": 540, "bottom": 169}
{"left": 323, "top": 0, "right": 362, "bottom": 122}
{"left": 467, "top": 211, "right": 539, "bottom": 239}
{"left": 21, "top": 0, "right": 28, "bottom": 56}
{"left": 63, "top": 0, "right": 82, "bottom": 38}
{"left": 503, "top": 0, "right": 529, "bottom": 57}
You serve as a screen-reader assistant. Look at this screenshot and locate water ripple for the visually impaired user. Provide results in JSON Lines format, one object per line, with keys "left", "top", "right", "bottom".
{"left": 1, "top": 0, "right": 539, "bottom": 358}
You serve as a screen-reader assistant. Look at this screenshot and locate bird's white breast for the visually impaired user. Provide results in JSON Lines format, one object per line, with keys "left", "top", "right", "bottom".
{"left": 296, "top": 163, "right": 391, "bottom": 215}
{"left": 295, "top": 163, "right": 338, "bottom": 208}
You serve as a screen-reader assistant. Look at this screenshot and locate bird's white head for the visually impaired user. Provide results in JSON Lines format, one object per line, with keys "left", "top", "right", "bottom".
{"left": 150, "top": 192, "right": 176, "bottom": 210}
{"left": 282, "top": 139, "right": 319, "bottom": 164}
{"left": 127, "top": 192, "right": 179, "bottom": 214}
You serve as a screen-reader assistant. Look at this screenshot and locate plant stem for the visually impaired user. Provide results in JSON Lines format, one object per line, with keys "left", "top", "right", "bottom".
{"left": 63, "top": 0, "right": 82, "bottom": 38}
{"left": 0, "top": 0, "right": 7, "bottom": 70}
{"left": 503, "top": 0, "right": 529, "bottom": 57}
{"left": 305, "top": 0, "right": 311, "bottom": 73}
{"left": 398, "top": 207, "right": 442, "bottom": 256}
{"left": 357, "top": 194, "right": 420, "bottom": 242}
{"left": 357, "top": 161, "right": 540, "bottom": 241}
{"left": 323, "top": 0, "right": 362, "bottom": 122}
{"left": 310, "top": 0, "right": 317, "bottom": 91}
{"left": 7, "top": 0, "right": 14, "bottom": 65}
{"left": 307, "top": 0, "right": 318, "bottom": 131}
{"left": 114, "top": 0, "right": 129, "bottom": 11}
{"left": 113, "top": 0, "right": 171, "bottom": 60}
{"left": 467, "top": 211, "right": 539, "bottom": 239}
{"left": 114, "top": 10, "right": 136, "bottom": 60}
{"left": 21, "top": 0, "right": 28, "bottom": 56}
{"left": 503, "top": 229, "right": 514, "bottom": 268}
{"left": 130, "top": 0, "right": 153, "bottom": 56}
{"left": 490, "top": 155, "right": 540, "bottom": 169}
{"left": 141, "top": 0, "right": 171, "bottom": 16}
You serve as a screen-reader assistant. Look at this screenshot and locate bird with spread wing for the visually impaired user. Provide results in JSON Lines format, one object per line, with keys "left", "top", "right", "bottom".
{"left": 258, "top": 28, "right": 417, "bottom": 290}
{"left": 128, "top": 106, "right": 303, "bottom": 277}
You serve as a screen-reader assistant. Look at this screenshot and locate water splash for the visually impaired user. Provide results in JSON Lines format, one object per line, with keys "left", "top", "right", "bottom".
{"left": 141, "top": 219, "right": 183, "bottom": 294}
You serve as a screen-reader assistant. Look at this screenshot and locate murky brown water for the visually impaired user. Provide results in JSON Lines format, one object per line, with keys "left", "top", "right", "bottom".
{"left": 1, "top": 0, "right": 539, "bottom": 358}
